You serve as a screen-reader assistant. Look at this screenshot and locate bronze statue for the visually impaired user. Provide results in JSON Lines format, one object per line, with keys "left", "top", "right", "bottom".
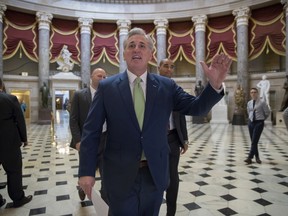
{"left": 280, "top": 75, "right": 288, "bottom": 111}
{"left": 40, "top": 82, "right": 49, "bottom": 108}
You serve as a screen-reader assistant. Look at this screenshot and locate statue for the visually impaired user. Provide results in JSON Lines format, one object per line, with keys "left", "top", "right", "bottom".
{"left": 280, "top": 75, "right": 288, "bottom": 111}
{"left": 194, "top": 80, "right": 204, "bottom": 96}
{"left": 257, "top": 75, "right": 270, "bottom": 107}
{"left": 40, "top": 82, "right": 49, "bottom": 108}
{"left": 234, "top": 84, "right": 245, "bottom": 113}
{"left": 56, "top": 45, "right": 74, "bottom": 72}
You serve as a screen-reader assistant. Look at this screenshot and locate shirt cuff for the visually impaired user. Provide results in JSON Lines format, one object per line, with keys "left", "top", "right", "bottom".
{"left": 211, "top": 84, "right": 224, "bottom": 94}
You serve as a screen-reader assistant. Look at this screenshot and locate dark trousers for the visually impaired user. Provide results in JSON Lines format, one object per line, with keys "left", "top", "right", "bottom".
{"left": 98, "top": 132, "right": 107, "bottom": 203}
{"left": 166, "top": 130, "right": 181, "bottom": 216}
{"left": 0, "top": 147, "right": 25, "bottom": 202}
{"left": 248, "top": 120, "right": 264, "bottom": 159}
{"left": 108, "top": 166, "right": 164, "bottom": 216}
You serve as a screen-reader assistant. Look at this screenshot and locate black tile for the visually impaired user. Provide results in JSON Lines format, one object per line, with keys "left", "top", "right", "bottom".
{"left": 29, "top": 207, "right": 46, "bottom": 215}
{"left": 221, "top": 194, "right": 237, "bottom": 201}
{"left": 34, "top": 190, "right": 48, "bottom": 196}
{"left": 37, "top": 177, "right": 49, "bottom": 182}
{"left": 195, "top": 181, "right": 208, "bottom": 186}
{"left": 254, "top": 198, "right": 272, "bottom": 206}
{"left": 274, "top": 174, "right": 287, "bottom": 178}
{"left": 218, "top": 207, "right": 237, "bottom": 215}
{"left": 56, "top": 195, "right": 70, "bottom": 201}
{"left": 183, "top": 202, "right": 201, "bottom": 211}
{"left": 190, "top": 190, "right": 205, "bottom": 197}
{"left": 56, "top": 181, "right": 68, "bottom": 186}
{"left": 224, "top": 176, "right": 236, "bottom": 181}
{"left": 252, "top": 187, "right": 267, "bottom": 193}
{"left": 222, "top": 184, "right": 236, "bottom": 190}
{"left": 56, "top": 171, "right": 66, "bottom": 175}
{"left": 251, "top": 179, "right": 263, "bottom": 184}
{"left": 81, "top": 200, "right": 93, "bottom": 207}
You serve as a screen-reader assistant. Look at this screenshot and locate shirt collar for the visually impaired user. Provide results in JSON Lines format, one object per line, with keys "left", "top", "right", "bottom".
{"left": 127, "top": 70, "right": 147, "bottom": 85}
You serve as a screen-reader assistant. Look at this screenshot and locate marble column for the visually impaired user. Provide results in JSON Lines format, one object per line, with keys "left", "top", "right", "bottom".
{"left": 36, "top": 12, "right": 53, "bottom": 124}
{"left": 232, "top": 7, "right": 250, "bottom": 125}
{"left": 36, "top": 12, "right": 53, "bottom": 88}
{"left": 154, "top": 18, "right": 168, "bottom": 69}
{"left": 192, "top": 15, "right": 207, "bottom": 85}
{"left": 78, "top": 18, "right": 93, "bottom": 88}
{"left": 281, "top": 0, "right": 288, "bottom": 76}
{"left": 117, "top": 20, "right": 131, "bottom": 73}
{"left": 233, "top": 7, "right": 250, "bottom": 102}
{"left": 192, "top": 15, "right": 207, "bottom": 124}
{"left": 0, "top": 4, "right": 7, "bottom": 79}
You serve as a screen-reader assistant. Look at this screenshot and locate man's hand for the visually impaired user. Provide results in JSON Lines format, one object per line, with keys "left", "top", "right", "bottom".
{"left": 78, "top": 176, "right": 95, "bottom": 200}
{"left": 200, "top": 53, "right": 232, "bottom": 90}
{"left": 180, "top": 142, "right": 189, "bottom": 154}
{"left": 75, "top": 142, "right": 81, "bottom": 151}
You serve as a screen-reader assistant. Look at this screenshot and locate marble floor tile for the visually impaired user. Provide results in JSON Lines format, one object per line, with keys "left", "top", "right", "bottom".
{"left": 0, "top": 110, "right": 288, "bottom": 216}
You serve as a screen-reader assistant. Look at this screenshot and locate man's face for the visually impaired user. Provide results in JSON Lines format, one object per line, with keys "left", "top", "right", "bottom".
{"left": 123, "top": 35, "right": 152, "bottom": 75}
{"left": 250, "top": 89, "right": 259, "bottom": 100}
{"left": 91, "top": 69, "right": 106, "bottom": 89}
{"left": 158, "top": 59, "right": 175, "bottom": 78}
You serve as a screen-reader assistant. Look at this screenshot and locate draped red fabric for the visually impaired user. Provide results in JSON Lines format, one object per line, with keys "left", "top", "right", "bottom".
{"left": 50, "top": 18, "right": 80, "bottom": 63}
{"left": 206, "top": 15, "right": 236, "bottom": 62}
{"left": 168, "top": 21, "right": 195, "bottom": 64}
{"left": 3, "top": 10, "right": 38, "bottom": 61}
{"left": 2, "top": 3, "right": 286, "bottom": 67}
{"left": 249, "top": 3, "right": 285, "bottom": 60}
{"left": 92, "top": 23, "right": 118, "bottom": 66}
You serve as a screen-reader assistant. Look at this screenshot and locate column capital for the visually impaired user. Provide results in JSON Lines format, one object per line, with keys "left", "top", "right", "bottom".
{"left": 233, "top": 7, "right": 250, "bottom": 27}
{"left": 36, "top": 12, "right": 53, "bottom": 30}
{"left": 78, "top": 18, "right": 93, "bottom": 34}
{"left": 117, "top": 20, "right": 131, "bottom": 29}
{"left": 0, "top": 4, "right": 7, "bottom": 23}
{"left": 192, "top": 15, "right": 207, "bottom": 32}
{"left": 117, "top": 19, "right": 131, "bottom": 35}
{"left": 154, "top": 18, "right": 168, "bottom": 35}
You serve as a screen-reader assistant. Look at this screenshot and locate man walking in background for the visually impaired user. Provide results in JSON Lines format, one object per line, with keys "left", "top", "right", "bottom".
{"left": 245, "top": 88, "right": 270, "bottom": 164}
{"left": 69, "top": 68, "right": 107, "bottom": 202}
{"left": 0, "top": 79, "right": 33, "bottom": 208}
{"left": 158, "top": 58, "right": 189, "bottom": 216}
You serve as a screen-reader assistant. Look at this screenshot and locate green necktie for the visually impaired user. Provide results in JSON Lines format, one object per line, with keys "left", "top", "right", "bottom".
{"left": 133, "top": 77, "right": 145, "bottom": 129}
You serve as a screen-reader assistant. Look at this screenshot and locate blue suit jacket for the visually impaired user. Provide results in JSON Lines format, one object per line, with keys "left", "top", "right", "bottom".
{"left": 79, "top": 71, "right": 223, "bottom": 198}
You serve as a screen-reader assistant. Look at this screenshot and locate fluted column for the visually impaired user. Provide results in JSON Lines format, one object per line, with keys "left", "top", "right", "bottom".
{"left": 154, "top": 18, "right": 168, "bottom": 69}
{"left": 36, "top": 12, "right": 53, "bottom": 87}
{"left": 281, "top": 0, "right": 288, "bottom": 76}
{"left": 0, "top": 4, "right": 7, "bottom": 79}
{"left": 233, "top": 7, "right": 250, "bottom": 102}
{"left": 192, "top": 15, "right": 207, "bottom": 85}
{"left": 117, "top": 20, "right": 131, "bottom": 73}
{"left": 78, "top": 18, "right": 93, "bottom": 87}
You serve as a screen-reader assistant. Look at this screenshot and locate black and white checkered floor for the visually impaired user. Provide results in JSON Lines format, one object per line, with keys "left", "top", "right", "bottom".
{"left": 0, "top": 110, "right": 288, "bottom": 216}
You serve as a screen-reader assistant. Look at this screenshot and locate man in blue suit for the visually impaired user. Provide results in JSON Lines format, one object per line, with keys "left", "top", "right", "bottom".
{"left": 78, "top": 27, "right": 232, "bottom": 216}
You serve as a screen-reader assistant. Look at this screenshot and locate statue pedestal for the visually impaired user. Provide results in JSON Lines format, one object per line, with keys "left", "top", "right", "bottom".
{"left": 38, "top": 108, "right": 51, "bottom": 125}
{"left": 275, "top": 112, "right": 285, "bottom": 127}
{"left": 232, "top": 113, "right": 246, "bottom": 125}
{"left": 210, "top": 99, "right": 229, "bottom": 124}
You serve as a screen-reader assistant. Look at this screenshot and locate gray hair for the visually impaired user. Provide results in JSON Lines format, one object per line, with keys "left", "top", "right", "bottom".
{"left": 123, "top": 27, "right": 153, "bottom": 50}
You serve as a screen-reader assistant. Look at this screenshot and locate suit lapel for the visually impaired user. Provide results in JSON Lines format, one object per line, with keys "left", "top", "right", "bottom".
{"left": 117, "top": 72, "right": 140, "bottom": 130}
{"left": 143, "top": 73, "right": 159, "bottom": 130}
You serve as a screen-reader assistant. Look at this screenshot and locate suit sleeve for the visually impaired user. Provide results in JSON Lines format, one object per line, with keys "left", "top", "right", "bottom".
{"left": 69, "top": 92, "right": 81, "bottom": 148}
{"left": 12, "top": 95, "right": 27, "bottom": 143}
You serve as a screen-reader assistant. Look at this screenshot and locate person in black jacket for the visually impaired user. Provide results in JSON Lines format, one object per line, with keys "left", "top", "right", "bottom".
{"left": 159, "top": 58, "right": 189, "bottom": 216}
{"left": 0, "top": 79, "right": 32, "bottom": 208}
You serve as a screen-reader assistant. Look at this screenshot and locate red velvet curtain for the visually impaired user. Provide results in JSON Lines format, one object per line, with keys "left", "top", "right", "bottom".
{"left": 3, "top": 3, "right": 286, "bottom": 66}
{"left": 249, "top": 3, "right": 285, "bottom": 60}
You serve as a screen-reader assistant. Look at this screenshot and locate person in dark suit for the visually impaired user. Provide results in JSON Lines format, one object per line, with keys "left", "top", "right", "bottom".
{"left": 158, "top": 58, "right": 189, "bottom": 216}
{"left": 245, "top": 88, "right": 270, "bottom": 165}
{"left": 0, "top": 79, "right": 33, "bottom": 208}
{"left": 78, "top": 27, "right": 232, "bottom": 216}
{"left": 69, "top": 68, "right": 107, "bottom": 202}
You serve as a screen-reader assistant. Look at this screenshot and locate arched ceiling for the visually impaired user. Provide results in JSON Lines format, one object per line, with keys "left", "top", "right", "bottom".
{"left": 1, "top": 0, "right": 280, "bottom": 22}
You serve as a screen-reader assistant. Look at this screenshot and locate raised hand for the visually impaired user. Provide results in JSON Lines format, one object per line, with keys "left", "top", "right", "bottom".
{"left": 200, "top": 53, "right": 232, "bottom": 90}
